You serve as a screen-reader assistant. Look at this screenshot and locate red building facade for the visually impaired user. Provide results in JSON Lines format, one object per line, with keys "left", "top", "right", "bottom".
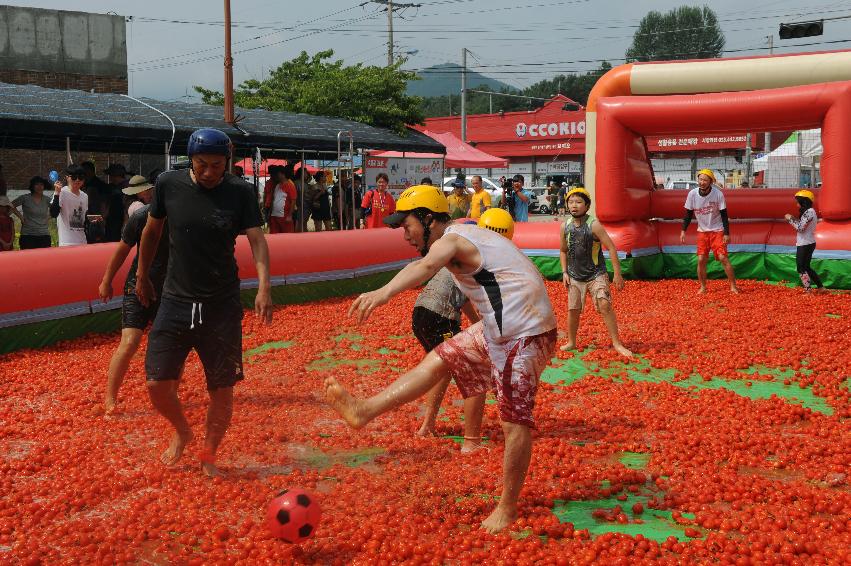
{"left": 424, "top": 95, "right": 778, "bottom": 187}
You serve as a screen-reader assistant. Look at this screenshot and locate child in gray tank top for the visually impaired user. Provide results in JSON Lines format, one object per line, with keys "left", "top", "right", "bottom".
{"left": 559, "top": 188, "right": 633, "bottom": 358}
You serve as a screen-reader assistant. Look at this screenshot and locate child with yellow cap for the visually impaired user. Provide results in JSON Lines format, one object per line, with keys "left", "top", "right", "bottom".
{"left": 784, "top": 190, "right": 824, "bottom": 292}
{"left": 559, "top": 187, "right": 633, "bottom": 358}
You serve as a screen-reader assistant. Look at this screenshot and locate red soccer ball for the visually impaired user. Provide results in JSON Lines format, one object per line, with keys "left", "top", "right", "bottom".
{"left": 265, "top": 488, "right": 322, "bottom": 543}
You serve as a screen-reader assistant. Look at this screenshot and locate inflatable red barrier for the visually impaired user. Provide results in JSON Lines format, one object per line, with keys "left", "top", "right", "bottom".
{"left": 0, "top": 229, "right": 419, "bottom": 316}
{"left": 650, "top": 189, "right": 822, "bottom": 220}
{"left": 596, "top": 81, "right": 851, "bottom": 223}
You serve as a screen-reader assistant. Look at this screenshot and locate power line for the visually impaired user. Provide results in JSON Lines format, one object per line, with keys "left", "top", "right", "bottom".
{"left": 129, "top": 3, "right": 365, "bottom": 68}
{"left": 130, "top": 9, "right": 383, "bottom": 73}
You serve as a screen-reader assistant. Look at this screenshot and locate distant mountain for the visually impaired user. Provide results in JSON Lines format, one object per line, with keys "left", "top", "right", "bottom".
{"left": 407, "top": 63, "right": 515, "bottom": 98}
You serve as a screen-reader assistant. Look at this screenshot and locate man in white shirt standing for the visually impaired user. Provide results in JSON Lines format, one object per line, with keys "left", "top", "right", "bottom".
{"left": 680, "top": 169, "right": 739, "bottom": 294}
{"left": 50, "top": 165, "right": 89, "bottom": 247}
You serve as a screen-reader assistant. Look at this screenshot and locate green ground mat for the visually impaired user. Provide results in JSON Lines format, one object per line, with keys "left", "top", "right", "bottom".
{"left": 541, "top": 351, "right": 832, "bottom": 415}
{"left": 552, "top": 491, "right": 699, "bottom": 542}
{"left": 531, "top": 252, "right": 851, "bottom": 289}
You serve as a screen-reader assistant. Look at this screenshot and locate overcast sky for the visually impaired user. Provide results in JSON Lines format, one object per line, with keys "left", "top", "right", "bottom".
{"left": 8, "top": 0, "right": 851, "bottom": 101}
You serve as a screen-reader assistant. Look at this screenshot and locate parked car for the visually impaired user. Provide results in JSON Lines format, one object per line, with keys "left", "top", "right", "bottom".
{"left": 665, "top": 180, "right": 699, "bottom": 191}
{"left": 442, "top": 176, "right": 502, "bottom": 207}
{"left": 527, "top": 186, "right": 553, "bottom": 214}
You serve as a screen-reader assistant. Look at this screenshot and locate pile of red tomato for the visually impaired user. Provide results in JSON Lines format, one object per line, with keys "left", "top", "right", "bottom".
{"left": 0, "top": 279, "right": 849, "bottom": 564}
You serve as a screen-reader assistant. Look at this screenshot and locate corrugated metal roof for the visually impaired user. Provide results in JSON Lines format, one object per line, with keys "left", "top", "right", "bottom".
{"left": 0, "top": 82, "right": 444, "bottom": 155}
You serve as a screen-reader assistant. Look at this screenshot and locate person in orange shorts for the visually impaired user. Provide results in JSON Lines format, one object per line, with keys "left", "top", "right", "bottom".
{"left": 680, "top": 169, "right": 739, "bottom": 294}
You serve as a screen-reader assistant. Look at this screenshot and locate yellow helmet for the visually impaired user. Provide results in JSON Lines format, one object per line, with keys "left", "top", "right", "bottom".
{"left": 565, "top": 187, "right": 591, "bottom": 202}
{"left": 396, "top": 184, "right": 449, "bottom": 213}
{"left": 697, "top": 168, "right": 716, "bottom": 182}
{"left": 478, "top": 208, "right": 514, "bottom": 240}
{"left": 383, "top": 184, "right": 449, "bottom": 228}
{"left": 795, "top": 190, "right": 815, "bottom": 202}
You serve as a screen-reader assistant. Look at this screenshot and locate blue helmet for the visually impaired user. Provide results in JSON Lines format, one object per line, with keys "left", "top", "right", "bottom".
{"left": 187, "top": 128, "right": 231, "bottom": 157}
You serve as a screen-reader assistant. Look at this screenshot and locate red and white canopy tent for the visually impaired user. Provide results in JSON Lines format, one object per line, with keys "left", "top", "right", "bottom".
{"left": 371, "top": 129, "right": 507, "bottom": 168}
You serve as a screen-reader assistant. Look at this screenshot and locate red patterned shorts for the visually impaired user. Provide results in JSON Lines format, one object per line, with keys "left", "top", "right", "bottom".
{"left": 434, "top": 321, "right": 557, "bottom": 428}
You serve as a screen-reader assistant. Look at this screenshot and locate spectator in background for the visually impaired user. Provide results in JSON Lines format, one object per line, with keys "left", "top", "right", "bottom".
{"left": 447, "top": 178, "right": 471, "bottom": 219}
{"left": 0, "top": 195, "right": 23, "bottom": 251}
{"left": 12, "top": 176, "right": 52, "bottom": 249}
{"left": 311, "top": 171, "right": 333, "bottom": 232}
{"left": 124, "top": 175, "right": 156, "bottom": 217}
{"left": 261, "top": 165, "right": 280, "bottom": 225}
{"left": 81, "top": 161, "right": 110, "bottom": 243}
{"left": 361, "top": 173, "right": 396, "bottom": 229}
{"left": 739, "top": 180, "right": 750, "bottom": 188}
{"left": 104, "top": 164, "right": 130, "bottom": 242}
{"left": 232, "top": 165, "right": 245, "bottom": 179}
{"left": 421, "top": 177, "right": 434, "bottom": 186}
{"left": 263, "top": 164, "right": 297, "bottom": 233}
{"left": 50, "top": 165, "right": 89, "bottom": 247}
{"left": 511, "top": 174, "right": 533, "bottom": 222}
{"left": 557, "top": 182, "right": 567, "bottom": 216}
{"left": 469, "top": 175, "right": 491, "bottom": 220}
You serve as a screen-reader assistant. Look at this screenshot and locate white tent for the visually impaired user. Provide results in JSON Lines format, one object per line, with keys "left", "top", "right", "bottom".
{"left": 753, "top": 130, "right": 822, "bottom": 187}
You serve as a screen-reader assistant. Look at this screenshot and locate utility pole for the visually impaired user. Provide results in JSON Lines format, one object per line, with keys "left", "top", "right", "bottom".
{"left": 763, "top": 35, "right": 774, "bottom": 181}
{"left": 366, "top": 0, "right": 421, "bottom": 66}
{"left": 461, "top": 48, "right": 467, "bottom": 143}
{"left": 223, "top": 0, "right": 234, "bottom": 124}
{"left": 387, "top": 0, "right": 394, "bottom": 66}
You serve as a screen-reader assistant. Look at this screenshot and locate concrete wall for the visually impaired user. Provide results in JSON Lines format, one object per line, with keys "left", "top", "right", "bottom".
{"left": 0, "top": 6, "right": 126, "bottom": 78}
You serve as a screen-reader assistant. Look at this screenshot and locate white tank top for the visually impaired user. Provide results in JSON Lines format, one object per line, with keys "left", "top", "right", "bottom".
{"left": 444, "top": 224, "right": 556, "bottom": 344}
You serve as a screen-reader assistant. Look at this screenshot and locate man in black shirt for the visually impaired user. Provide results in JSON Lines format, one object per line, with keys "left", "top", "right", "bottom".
{"left": 136, "top": 128, "right": 273, "bottom": 476}
{"left": 98, "top": 176, "right": 168, "bottom": 415}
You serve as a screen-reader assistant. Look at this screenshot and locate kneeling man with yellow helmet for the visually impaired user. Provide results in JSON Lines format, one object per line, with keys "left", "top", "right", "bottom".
{"left": 323, "top": 185, "right": 557, "bottom": 534}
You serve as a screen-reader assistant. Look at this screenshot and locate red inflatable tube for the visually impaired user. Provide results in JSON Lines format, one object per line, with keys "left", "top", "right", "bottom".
{"left": 600, "top": 220, "right": 659, "bottom": 254}
{"left": 0, "top": 229, "right": 419, "bottom": 316}
{"left": 650, "top": 189, "right": 822, "bottom": 220}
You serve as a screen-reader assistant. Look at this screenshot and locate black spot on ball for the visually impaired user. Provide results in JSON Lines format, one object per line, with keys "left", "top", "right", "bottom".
{"left": 296, "top": 494, "right": 311, "bottom": 507}
{"left": 299, "top": 523, "right": 313, "bottom": 538}
{"left": 276, "top": 509, "right": 290, "bottom": 525}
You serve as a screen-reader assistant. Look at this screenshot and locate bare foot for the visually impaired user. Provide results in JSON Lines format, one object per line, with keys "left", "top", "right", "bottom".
{"left": 461, "top": 437, "right": 487, "bottom": 454}
{"left": 324, "top": 377, "right": 369, "bottom": 429}
{"left": 103, "top": 400, "right": 117, "bottom": 418}
{"left": 697, "top": 287, "right": 707, "bottom": 295}
{"left": 160, "top": 429, "right": 193, "bottom": 466}
{"left": 559, "top": 342, "right": 576, "bottom": 352}
{"left": 201, "top": 461, "right": 223, "bottom": 477}
{"left": 730, "top": 286, "right": 741, "bottom": 294}
{"left": 613, "top": 343, "right": 634, "bottom": 358}
{"left": 416, "top": 420, "right": 437, "bottom": 437}
{"left": 481, "top": 505, "right": 518, "bottom": 534}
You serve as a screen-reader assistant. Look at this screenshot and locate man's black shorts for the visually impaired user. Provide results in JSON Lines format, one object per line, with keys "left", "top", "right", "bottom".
{"left": 145, "top": 295, "right": 244, "bottom": 390}
{"left": 122, "top": 292, "right": 160, "bottom": 330}
{"left": 412, "top": 306, "right": 461, "bottom": 353}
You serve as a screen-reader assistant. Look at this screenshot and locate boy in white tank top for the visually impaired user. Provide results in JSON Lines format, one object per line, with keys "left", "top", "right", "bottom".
{"left": 323, "top": 187, "right": 557, "bottom": 534}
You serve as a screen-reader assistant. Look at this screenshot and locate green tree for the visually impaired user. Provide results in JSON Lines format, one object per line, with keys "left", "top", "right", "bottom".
{"left": 195, "top": 50, "right": 424, "bottom": 134}
{"left": 625, "top": 5, "right": 725, "bottom": 63}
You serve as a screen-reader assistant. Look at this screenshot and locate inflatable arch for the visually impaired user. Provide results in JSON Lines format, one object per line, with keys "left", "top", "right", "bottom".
{"left": 582, "top": 50, "right": 851, "bottom": 288}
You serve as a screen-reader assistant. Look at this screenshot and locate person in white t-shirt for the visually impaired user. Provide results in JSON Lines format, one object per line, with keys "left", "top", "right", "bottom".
{"left": 680, "top": 169, "right": 739, "bottom": 294}
{"left": 324, "top": 185, "right": 557, "bottom": 535}
{"left": 50, "top": 165, "right": 89, "bottom": 247}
